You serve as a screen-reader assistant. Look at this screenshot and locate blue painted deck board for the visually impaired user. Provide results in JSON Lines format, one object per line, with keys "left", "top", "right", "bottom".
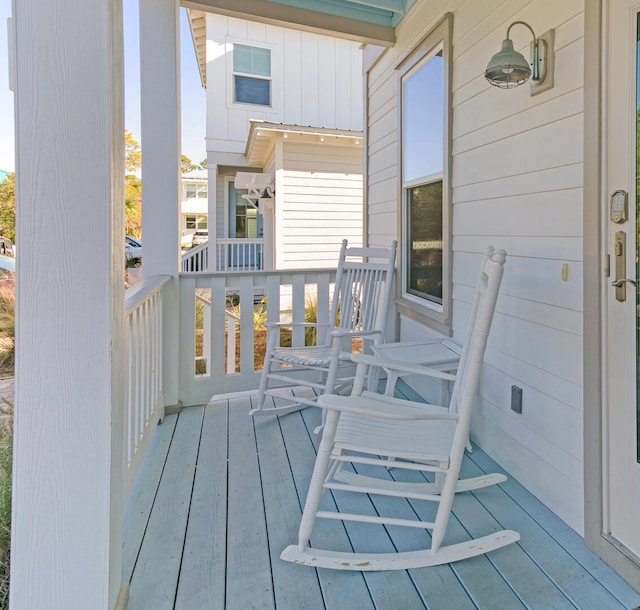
{"left": 122, "top": 412, "right": 178, "bottom": 585}
{"left": 466, "top": 449, "right": 640, "bottom": 609}
{"left": 225, "top": 397, "right": 275, "bottom": 610}
{"left": 174, "top": 402, "right": 228, "bottom": 609}
{"left": 126, "top": 406, "right": 204, "bottom": 609}
{"left": 125, "top": 397, "right": 640, "bottom": 609}
{"left": 251, "top": 396, "right": 326, "bottom": 610}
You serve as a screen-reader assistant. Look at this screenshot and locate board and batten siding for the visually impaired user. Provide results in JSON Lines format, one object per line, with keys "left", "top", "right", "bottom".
{"left": 205, "top": 13, "right": 363, "bottom": 165}
{"left": 278, "top": 141, "right": 363, "bottom": 269}
{"left": 365, "top": 0, "right": 586, "bottom": 532}
{"left": 214, "top": 173, "right": 227, "bottom": 240}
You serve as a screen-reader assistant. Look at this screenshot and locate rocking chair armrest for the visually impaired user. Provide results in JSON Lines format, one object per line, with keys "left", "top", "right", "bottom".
{"left": 317, "top": 393, "right": 458, "bottom": 420}
{"left": 264, "top": 321, "right": 332, "bottom": 329}
{"left": 329, "top": 328, "right": 382, "bottom": 339}
{"left": 350, "top": 353, "right": 457, "bottom": 382}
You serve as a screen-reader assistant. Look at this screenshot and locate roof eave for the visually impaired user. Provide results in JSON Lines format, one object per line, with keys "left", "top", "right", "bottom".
{"left": 181, "top": 0, "right": 396, "bottom": 47}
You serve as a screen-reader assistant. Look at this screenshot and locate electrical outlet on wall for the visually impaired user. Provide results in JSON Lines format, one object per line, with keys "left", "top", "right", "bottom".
{"left": 511, "top": 386, "right": 523, "bottom": 414}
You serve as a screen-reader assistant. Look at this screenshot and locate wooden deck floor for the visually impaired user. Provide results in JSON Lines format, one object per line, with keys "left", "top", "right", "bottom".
{"left": 123, "top": 396, "right": 640, "bottom": 610}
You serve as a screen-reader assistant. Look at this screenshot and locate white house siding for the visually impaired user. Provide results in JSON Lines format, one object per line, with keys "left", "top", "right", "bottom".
{"left": 365, "top": 0, "right": 586, "bottom": 532}
{"left": 214, "top": 172, "right": 227, "bottom": 239}
{"left": 205, "top": 13, "right": 363, "bottom": 166}
{"left": 279, "top": 140, "right": 363, "bottom": 269}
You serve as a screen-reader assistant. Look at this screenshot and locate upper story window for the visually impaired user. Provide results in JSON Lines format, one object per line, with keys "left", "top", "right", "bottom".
{"left": 233, "top": 44, "right": 271, "bottom": 106}
{"left": 185, "top": 184, "right": 207, "bottom": 199}
{"left": 398, "top": 15, "right": 452, "bottom": 332}
{"left": 186, "top": 215, "right": 208, "bottom": 230}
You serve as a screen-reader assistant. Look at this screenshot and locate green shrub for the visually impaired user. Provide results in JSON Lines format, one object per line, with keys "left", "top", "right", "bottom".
{"left": 304, "top": 297, "right": 318, "bottom": 346}
{"left": 0, "top": 283, "right": 14, "bottom": 375}
{"left": 228, "top": 303, "right": 267, "bottom": 328}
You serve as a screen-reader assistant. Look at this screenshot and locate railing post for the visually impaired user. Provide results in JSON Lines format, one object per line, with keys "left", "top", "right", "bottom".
{"left": 226, "top": 311, "right": 237, "bottom": 374}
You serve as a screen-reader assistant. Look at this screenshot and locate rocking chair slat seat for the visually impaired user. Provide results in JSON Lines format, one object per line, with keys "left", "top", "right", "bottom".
{"left": 271, "top": 346, "right": 336, "bottom": 366}
{"left": 281, "top": 247, "right": 519, "bottom": 571}
{"left": 251, "top": 239, "right": 397, "bottom": 418}
{"left": 334, "top": 411, "right": 455, "bottom": 463}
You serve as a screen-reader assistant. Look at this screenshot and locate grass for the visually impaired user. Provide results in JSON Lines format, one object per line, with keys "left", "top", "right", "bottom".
{"left": 0, "top": 401, "right": 11, "bottom": 610}
{"left": 0, "top": 277, "right": 13, "bottom": 610}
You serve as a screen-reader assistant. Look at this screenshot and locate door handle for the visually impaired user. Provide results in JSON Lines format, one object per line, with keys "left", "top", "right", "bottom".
{"left": 613, "top": 231, "right": 630, "bottom": 301}
{"left": 611, "top": 278, "right": 637, "bottom": 287}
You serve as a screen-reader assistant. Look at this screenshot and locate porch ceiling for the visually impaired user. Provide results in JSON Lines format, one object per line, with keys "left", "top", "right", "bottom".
{"left": 182, "top": 0, "right": 413, "bottom": 47}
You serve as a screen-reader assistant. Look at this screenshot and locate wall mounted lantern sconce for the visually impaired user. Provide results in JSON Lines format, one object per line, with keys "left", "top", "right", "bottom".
{"left": 485, "top": 21, "right": 554, "bottom": 95}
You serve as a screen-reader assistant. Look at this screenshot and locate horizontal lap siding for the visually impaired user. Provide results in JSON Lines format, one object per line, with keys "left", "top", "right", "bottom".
{"left": 280, "top": 142, "right": 363, "bottom": 268}
{"left": 366, "top": 0, "right": 587, "bottom": 531}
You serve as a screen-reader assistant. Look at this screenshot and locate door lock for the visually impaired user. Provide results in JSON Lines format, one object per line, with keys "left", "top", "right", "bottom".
{"left": 612, "top": 231, "right": 635, "bottom": 302}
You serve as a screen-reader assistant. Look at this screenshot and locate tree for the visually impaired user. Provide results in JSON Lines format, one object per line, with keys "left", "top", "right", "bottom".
{"left": 124, "top": 130, "right": 142, "bottom": 239}
{"left": 0, "top": 174, "right": 15, "bottom": 243}
{"left": 125, "top": 129, "right": 142, "bottom": 174}
{"left": 198, "top": 159, "right": 207, "bottom": 170}
{"left": 181, "top": 154, "right": 197, "bottom": 174}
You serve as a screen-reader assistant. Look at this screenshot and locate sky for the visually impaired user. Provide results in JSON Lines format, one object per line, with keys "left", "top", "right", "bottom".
{"left": 0, "top": 0, "right": 207, "bottom": 173}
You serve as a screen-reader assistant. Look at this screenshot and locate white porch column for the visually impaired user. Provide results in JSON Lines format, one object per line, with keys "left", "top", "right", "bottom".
{"left": 139, "top": 0, "right": 181, "bottom": 407}
{"left": 208, "top": 163, "right": 218, "bottom": 270}
{"left": 11, "top": 0, "right": 126, "bottom": 608}
{"left": 261, "top": 199, "right": 275, "bottom": 270}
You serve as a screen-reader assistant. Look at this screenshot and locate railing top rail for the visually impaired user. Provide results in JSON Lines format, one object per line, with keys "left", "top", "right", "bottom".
{"left": 181, "top": 241, "right": 208, "bottom": 259}
{"left": 215, "top": 238, "right": 265, "bottom": 244}
{"left": 180, "top": 266, "right": 340, "bottom": 280}
{"left": 125, "top": 274, "right": 172, "bottom": 315}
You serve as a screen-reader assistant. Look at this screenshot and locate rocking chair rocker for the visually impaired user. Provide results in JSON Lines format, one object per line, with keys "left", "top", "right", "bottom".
{"left": 281, "top": 248, "right": 520, "bottom": 570}
{"left": 250, "top": 239, "right": 397, "bottom": 419}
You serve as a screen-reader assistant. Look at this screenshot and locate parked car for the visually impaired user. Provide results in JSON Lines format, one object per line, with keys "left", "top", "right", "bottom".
{"left": 125, "top": 235, "right": 142, "bottom": 266}
{"left": 0, "top": 237, "right": 14, "bottom": 257}
{"left": 191, "top": 230, "right": 208, "bottom": 247}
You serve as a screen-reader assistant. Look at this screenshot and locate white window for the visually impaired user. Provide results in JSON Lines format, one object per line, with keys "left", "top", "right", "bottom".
{"left": 399, "top": 16, "right": 452, "bottom": 330}
{"left": 233, "top": 44, "right": 271, "bottom": 106}
{"left": 186, "top": 215, "right": 208, "bottom": 231}
{"left": 185, "top": 184, "right": 207, "bottom": 199}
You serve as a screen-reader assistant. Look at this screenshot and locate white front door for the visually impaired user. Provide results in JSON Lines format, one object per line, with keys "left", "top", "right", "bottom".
{"left": 604, "top": 0, "right": 640, "bottom": 560}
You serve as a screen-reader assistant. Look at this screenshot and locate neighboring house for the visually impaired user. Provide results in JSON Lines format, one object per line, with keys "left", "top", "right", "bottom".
{"left": 180, "top": 168, "right": 208, "bottom": 248}
{"left": 0, "top": 169, "right": 8, "bottom": 183}
{"left": 186, "top": 11, "right": 364, "bottom": 270}
{"left": 10, "top": 1, "right": 640, "bottom": 607}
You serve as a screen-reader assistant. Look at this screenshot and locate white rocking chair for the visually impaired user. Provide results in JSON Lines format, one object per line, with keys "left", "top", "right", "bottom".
{"left": 281, "top": 248, "right": 520, "bottom": 570}
{"left": 250, "top": 239, "right": 397, "bottom": 418}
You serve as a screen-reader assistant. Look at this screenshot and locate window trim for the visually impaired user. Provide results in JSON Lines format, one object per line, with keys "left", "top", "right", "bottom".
{"left": 229, "top": 41, "right": 273, "bottom": 109}
{"left": 395, "top": 13, "right": 453, "bottom": 335}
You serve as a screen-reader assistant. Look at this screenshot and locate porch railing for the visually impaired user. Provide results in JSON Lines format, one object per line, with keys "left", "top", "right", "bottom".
{"left": 181, "top": 239, "right": 265, "bottom": 273}
{"left": 182, "top": 242, "right": 209, "bottom": 273}
{"left": 124, "top": 274, "right": 171, "bottom": 494}
{"left": 178, "top": 268, "right": 339, "bottom": 406}
{"left": 215, "top": 238, "right": 264, "bottom": 271}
